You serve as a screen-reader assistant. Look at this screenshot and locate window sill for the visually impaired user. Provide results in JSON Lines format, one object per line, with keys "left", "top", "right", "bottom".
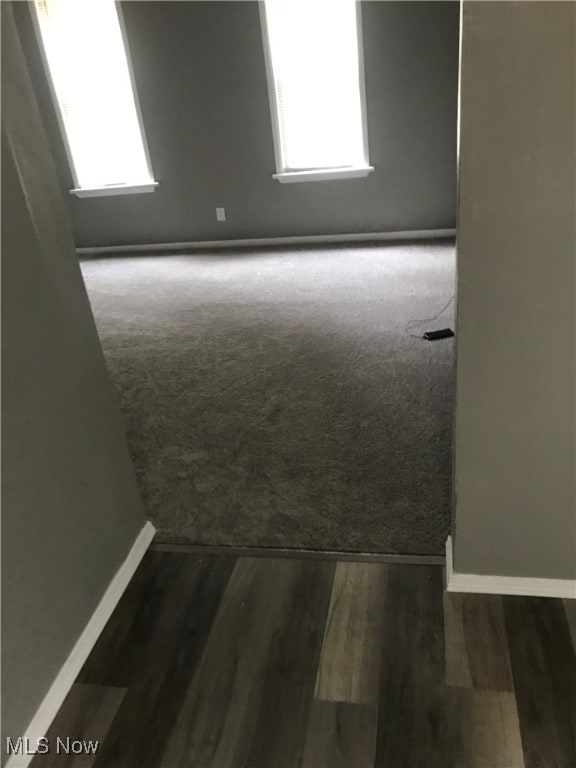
{"left": 272, "top": 166, "right": 374, "bottom": 184}
{"left": 70, "top": 181, "right": 158, "bottom": 198}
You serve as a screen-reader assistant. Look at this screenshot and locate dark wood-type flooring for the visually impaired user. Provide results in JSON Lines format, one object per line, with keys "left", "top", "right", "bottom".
{"left": 32, "top": 551, "right": 576, "bottom": 768}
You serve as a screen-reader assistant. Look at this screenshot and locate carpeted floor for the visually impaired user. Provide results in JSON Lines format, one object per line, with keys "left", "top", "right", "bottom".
{"left": 81, "top": 242, "right": 455, "bottom": 555}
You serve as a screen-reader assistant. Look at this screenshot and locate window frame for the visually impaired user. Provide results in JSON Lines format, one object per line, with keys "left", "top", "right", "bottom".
{"left": 31, "top": 0, "right": 157, "bottom": 198}
{"left": 259, "top": 0, "right": 373, "bottom": 184}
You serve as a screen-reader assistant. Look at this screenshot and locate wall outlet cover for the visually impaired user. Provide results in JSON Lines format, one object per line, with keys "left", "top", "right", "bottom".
{"left": 216, "top": 207, "right": 226, "bottom": 222}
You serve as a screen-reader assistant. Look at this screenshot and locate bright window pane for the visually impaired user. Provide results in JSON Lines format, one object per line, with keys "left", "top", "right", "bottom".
{"left": 34, "top": 0, "right": 152, "bottom": 189}
{"left": 264, "top": 0, "right": 367, "bottom": 172}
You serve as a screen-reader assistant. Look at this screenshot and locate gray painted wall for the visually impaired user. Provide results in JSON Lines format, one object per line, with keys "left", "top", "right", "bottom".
{"left": 16, "top": 1, "right": 459, "bottom": 248}
{"left": 453, "top": 1, "right": 576, "bottom": 580}
{"left": 1, "top": 6, "right": 147, "bottom": 758}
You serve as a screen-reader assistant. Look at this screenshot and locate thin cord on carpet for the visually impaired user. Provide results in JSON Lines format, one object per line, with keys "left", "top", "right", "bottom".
{"left": 404, "top": 294, "right": 455, "bottom": 338}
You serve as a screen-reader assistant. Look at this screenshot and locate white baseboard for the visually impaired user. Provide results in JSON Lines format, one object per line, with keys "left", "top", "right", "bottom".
{"left": 76, "top": 228, "right": 456, "bottom": 257}
{"left": 446, "top": 536, "right": 576, "bottom": 599}
{"left": 6, "top": 521, "right": 156, "bottom": 768}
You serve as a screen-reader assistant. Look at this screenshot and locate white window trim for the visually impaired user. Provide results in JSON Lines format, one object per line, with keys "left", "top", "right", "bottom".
{"left": 31, "top": 1, "right": 158, "bottom": 197}
{"left": 272, "top": 166, "right": 374, "bottom": 184}
{"left": 70, "top": 182, "right": 159, "bottom": 198}
{"left": 259, "top": 1, "right": 372, "bottom": 183}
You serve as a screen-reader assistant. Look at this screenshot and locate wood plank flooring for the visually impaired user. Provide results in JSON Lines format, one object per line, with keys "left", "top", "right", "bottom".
{"left": 31, "top": 551, "right": 576, "bottom": 768}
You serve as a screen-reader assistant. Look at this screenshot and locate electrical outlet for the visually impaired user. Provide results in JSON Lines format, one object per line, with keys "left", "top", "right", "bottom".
{"left": 216, "top": 207, "right": 226, "bottom": 222}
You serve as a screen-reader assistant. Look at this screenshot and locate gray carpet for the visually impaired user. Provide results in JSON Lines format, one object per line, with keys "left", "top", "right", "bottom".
{"left": 81, "top": 242, "right": 455, "bottom": 555}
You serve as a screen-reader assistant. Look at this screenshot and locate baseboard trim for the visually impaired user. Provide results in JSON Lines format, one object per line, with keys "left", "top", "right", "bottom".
{"left": 150, "top": 541, "right": 445, "bottom": 566}
{"left": 446, "top": 536, "right": 576, "bottom": 598}
{"left": 76, "top": 228, "right": 456, "bottom": 257}
{"left": 6, "top": 521, "right": 156, "bottom": 768}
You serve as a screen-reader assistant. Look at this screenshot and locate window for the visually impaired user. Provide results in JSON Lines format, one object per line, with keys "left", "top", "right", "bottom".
{"left": 33, "top": 0, "right": 156, "bottom": 197}
{"left": 261, "top": 0, "right": 372, "bottom": 183}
